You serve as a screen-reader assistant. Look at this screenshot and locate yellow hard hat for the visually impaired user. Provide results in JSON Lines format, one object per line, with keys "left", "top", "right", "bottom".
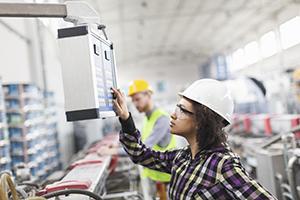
{"left": 128, "top": 79, "right": 153, "bottom": 96}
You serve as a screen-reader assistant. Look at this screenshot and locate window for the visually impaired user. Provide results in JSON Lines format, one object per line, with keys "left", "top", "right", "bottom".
{"left": 244, "top": 41, "right": 259, "bottom": 65}
{"left": 260, "top": 31, "right": 278, "bottom": 58}
{"left": 280, "top": 16, "right": 300, "bottom": 49}
{"left": 231, "top": 48, "right": 246, "bottom": 71}
{"left": 215, "top": 55, "right": 228, "bottom": 80}
{"left": 226, "top": 55, "right": 233, "bottom": 72}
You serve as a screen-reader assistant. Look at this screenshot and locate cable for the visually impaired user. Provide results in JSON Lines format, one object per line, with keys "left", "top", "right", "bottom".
{"left": 42, "top": 189, "right": 103, "bottom": 200}
{"left": 0, "top": 172, "right": 10, "bottom": 200}
{"left": 0, "top": 181, "right": 7, "bottom": 200}
{"left": 97, "top": 24, "right": 108, "bottom": 40}
{"left": 0, "top": 173, "right": 46, "bottom": 200}
{"left": 0, "top": 173, "right": 19, "bottom": 200}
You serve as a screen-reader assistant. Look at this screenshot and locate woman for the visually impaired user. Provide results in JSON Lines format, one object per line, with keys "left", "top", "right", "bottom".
{"left": 111, "top": 79, "right": 276, "bottom": 199}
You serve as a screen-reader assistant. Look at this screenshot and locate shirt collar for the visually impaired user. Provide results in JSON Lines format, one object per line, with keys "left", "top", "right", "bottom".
{"left": 145, "top": 106, "right": 157, "bottom": 118}
{"left": 186, "top": 144, "right": 230, "bottom": 160}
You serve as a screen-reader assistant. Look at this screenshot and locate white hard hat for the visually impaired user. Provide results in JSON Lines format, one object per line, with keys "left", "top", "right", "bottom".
{"left": 178, "top": 79, "right": 234, "bottom": 124}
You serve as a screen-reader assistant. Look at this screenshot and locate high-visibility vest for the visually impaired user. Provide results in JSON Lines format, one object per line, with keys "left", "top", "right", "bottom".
{"left": 141, "top": 108, "right": 176, "bottom": 182}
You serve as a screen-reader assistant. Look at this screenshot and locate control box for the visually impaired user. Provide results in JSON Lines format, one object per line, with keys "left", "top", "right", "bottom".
{"left": 58, "top": 25, "right": 118, "bottom": 121}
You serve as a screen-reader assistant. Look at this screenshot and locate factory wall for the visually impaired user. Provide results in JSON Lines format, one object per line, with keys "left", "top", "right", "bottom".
{"left": 230, "top": 4, "right": 300, "bottom": 78}
{"left": 236, "top": 44, "right": 300, "bottom": 78}
{"left": 0, "top": 17, "right": 79, "bottom": 166}
{"left": 0, "top": 18, "right": 31, "bottom": 83}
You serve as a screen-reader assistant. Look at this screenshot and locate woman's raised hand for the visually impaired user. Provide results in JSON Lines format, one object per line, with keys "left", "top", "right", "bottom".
{"left": 111, "top": 87, "right": 130, "bottom": 120}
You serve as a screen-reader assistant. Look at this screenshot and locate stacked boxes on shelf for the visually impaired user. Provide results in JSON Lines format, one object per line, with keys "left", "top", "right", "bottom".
{"left": 0, "top": 79, "right": 11, "bottom": 172}
{"left": 3, "top": 84, "right": 48, "bottom": 179}
{"left": 44, "top": 91, "right": 61, "bottom": 176}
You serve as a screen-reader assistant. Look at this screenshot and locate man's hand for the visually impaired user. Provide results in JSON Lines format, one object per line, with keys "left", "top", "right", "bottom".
{"left": 111, "top": 87, "right": 130, "bottom": 120}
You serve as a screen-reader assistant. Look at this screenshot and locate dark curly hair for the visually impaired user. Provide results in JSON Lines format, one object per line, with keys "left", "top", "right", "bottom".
{"left": 191, "top": 100, "right": 228, "bottom": 151}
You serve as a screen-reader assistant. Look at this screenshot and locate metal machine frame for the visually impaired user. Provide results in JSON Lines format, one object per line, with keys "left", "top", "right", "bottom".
{"left": 0, "top": 1, "right": 99, "bottom": 25}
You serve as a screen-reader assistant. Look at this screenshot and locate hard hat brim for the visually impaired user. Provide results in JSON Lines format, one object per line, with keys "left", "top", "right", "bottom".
{"left": 128, "top": 89, "right": 153, "bottom": 96}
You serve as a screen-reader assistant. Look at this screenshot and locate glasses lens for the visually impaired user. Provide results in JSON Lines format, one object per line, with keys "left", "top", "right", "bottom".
{"left": 175, "top": 105, "right": 186, "bottom": 119}
{"left": 174, "top": 104, "right": 195, "bottom": 119}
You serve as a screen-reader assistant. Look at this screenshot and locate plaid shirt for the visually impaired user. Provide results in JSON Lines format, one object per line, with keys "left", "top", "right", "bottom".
{"left": 119, "top": 116, "right": 277, "bottom": 200}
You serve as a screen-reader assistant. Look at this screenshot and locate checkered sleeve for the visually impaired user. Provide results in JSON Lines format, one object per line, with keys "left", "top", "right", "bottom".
{"left": 119, "top": 129, "right": 178, "bottom": 174}
{"left": 220, "top": 158, "right": 277, "bottom": 199}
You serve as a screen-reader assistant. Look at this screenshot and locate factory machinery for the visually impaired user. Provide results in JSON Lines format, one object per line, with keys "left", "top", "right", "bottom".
{"left": 0, "top": 133, "right": 143, "bottom": 200}
{"left": 227, "top": 114, "right": 300, "bottom": 200}
{"left": 0, "top": 82, "right": 143, "bottom": 199}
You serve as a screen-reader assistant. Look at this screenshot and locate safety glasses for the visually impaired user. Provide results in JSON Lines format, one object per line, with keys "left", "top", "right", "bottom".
{"left": 174, "top": 104, "right": 194, "bottom": 119}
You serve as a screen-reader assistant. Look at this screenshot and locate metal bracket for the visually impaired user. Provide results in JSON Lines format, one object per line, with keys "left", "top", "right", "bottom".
{"left": 64, "top": 1, "right": 99, "bottom": 25}
{"left": 0, "top": 1, "right": 100, "bottom": 26}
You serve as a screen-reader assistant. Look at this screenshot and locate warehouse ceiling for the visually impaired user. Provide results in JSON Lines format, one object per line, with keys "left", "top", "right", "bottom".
{"left": 81, "top": 0, "right": 296, "bottom": 69}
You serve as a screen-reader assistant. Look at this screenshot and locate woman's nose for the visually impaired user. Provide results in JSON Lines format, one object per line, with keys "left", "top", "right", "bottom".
{"left": 170, "top": 112, "right": 177, "bottom": 120}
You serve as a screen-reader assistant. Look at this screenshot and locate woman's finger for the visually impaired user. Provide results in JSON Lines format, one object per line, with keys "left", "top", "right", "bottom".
{"left": 110, "top": 88, "right": 118, "bottom": 100}
{"left": 113, "top": 99, "right": 122, "bottom": 113}
{"left": 120, "top": 90, "right": 126, "bottom": 98}
{"left": 111, "top": 87, "right": 122, "bottom": 98}
{"left": 112, "top": 99, "right": 121, "bottom": 110}
{"left": 112, "top": 88, "right": 126, "bottom": 104}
